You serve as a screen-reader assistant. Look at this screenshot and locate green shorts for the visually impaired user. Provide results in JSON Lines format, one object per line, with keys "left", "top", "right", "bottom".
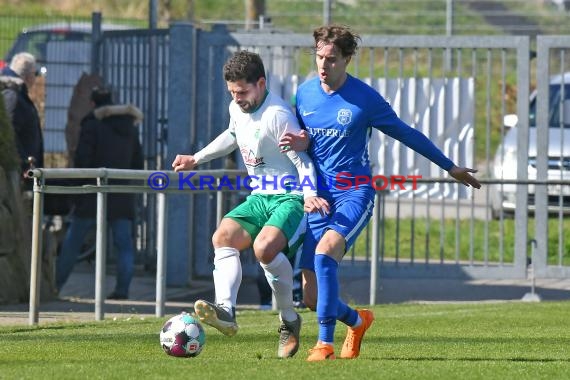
{"left": 225, "top": 193, "right": 305, "bottom": 259}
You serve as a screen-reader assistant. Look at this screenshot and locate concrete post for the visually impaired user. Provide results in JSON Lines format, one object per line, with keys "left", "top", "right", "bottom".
{"left": 165, "top": 23, "right": 195, "bottom": 286}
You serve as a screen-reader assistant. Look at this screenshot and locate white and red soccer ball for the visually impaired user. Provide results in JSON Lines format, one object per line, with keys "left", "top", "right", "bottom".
{"left": 160, "top": 312, "right": 206, "bottom": 357}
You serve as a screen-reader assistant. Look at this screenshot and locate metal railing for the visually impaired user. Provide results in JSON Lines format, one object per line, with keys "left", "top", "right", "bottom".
{"left": 27, "top": 167, "right": 389, "bottom": 325}
{"left": 27, "top": 168, "right": 570, "bottom": 325}
{"left": 27, "top": 167, "right": 232, "bottom": 325}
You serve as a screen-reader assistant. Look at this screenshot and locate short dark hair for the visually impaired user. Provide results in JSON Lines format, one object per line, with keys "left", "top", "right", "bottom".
{"left": 90, "top": 86, "right": 113, "bottom": 107}
{"left": 223, "top": 51, "right": 266, "bottom": 84}
{"left": 313, "top": 24, "right": 360, "bottom": 58}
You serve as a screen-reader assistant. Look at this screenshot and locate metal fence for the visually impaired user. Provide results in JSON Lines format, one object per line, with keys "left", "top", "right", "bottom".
{"left": 56, "top": 22, "right": 568, "bottom": 286}
{"left": 534, "top": 35, "right": 570, "bottom": 278}
{"left": 12, "top": 19, "right": 570, "bottom": 308}
{"left": 27, "top": 168, "right": 170, "bottom": 324}
{"left": 26, "top": 168, "right": 289, "bottom": 324}
{"left": 160, "top": 26, "right": 539, "bottom": 283}
{"left": 25, "top": 168, "right": 570, "bottom": 325}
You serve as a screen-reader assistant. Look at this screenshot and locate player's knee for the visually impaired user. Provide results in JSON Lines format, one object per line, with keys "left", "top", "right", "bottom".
{"left": 253, "top": 239, "right": 278, "bottom": 264}
{"left": 212, "top": 227, "right": 231, "bottom": 247}
{"left": 253, "top": 243, "right": 279, "bottom": 264}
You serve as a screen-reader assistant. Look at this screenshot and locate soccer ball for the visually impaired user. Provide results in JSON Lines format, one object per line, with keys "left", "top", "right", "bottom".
{"left": 160, "top": 312, "right": 206, "bottom": 357}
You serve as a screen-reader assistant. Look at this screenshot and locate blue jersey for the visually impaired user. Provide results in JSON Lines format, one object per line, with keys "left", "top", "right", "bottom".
{"left": 296, "top": 74, "right": 454, "bottom": 197}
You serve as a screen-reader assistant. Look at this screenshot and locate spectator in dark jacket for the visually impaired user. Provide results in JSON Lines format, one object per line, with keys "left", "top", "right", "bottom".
{"left": 56, "top": 86, "right": 144, "bottom": 299}
{"left": 0, "top": 52, "right": 43, "bottom": 175}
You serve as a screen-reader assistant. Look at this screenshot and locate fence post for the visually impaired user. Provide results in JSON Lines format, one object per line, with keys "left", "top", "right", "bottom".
{"left": 369, "top": 190, "right": 385, "bottom": 305}
{"left": 94, "top": 175, "right": 108, "bottom": 321}
{"left": 91, "top": 12, "right": 102, "bottom": 76}
{"left": 28, "top": 176, "right": 45, "bottom": 326}
{"left": 522, "top": 239, "right": 541, "bottom": 302}
{"left": 155, "top": 190, "right": 167, "bottom": 317}
{"left": 166, "top": 23, "right": 195, "bottom": 286}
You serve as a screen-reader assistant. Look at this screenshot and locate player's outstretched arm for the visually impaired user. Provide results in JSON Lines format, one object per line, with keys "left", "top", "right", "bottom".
{"left": 172, "top": 130, "right": 238, "bottom": 172}
{"left": 448, "top": 166, "right": 481, "bottom": 189}
{"left": 279, "top": 130, "right": 310, "bottom": 152}
{"left": 172, "top": 154, "right": 197, "bottom": 172}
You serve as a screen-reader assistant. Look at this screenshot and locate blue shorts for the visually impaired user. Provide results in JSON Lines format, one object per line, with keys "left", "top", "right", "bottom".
{"left": 299, "top": 187, "right": 375, "bottom": 271}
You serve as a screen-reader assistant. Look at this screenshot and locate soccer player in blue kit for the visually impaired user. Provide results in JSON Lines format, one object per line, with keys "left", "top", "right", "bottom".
{"left": 279, "top": 25, "right": 481, "bottom": 361}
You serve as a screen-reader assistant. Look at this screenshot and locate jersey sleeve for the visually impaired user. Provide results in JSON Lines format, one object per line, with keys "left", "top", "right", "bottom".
{"left": 295, "top": 104, "right": 306, "bottom": 130}
{"left": 193, "top": 123, "right": 238, "bottom": 165}
{"left": 370, "top": 93, "right": 455, "bottom": 171}
{"left": 285, "top": 150, "right": 318, "bottom": 199}
{"left": 271, "top": 110, "right": 318, "bottom": 199}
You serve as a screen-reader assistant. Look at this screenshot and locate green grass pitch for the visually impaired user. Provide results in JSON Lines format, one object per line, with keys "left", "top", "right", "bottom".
{"left": 1, "top": 302, "right": 569, "bottom": 379}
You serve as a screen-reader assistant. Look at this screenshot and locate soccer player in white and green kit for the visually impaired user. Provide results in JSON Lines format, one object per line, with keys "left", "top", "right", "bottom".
{"left": 172, "top": 51, "right": 329, "bottom": 358}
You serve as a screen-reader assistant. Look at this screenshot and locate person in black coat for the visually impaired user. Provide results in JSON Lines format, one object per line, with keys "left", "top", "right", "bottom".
{"left": 56, "top": 86, "right": 143, "bottom": 299}
{"left": 0, "top": 52, "right": 43, "bottom": 175}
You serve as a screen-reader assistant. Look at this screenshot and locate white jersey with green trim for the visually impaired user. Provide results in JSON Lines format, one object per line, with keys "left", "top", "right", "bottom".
{"left": 194, "top": 91, "right": 317, "bottom": 198}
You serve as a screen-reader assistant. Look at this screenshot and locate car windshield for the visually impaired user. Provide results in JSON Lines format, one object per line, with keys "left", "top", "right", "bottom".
{"left": 6, "top": 30, "right": 90, "bottom": 63}
{"left": 529, "top": 83, "right": 570, "bottom": 128}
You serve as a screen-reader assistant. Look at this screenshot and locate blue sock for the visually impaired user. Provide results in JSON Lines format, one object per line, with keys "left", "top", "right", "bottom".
{"left": 315, "top": 254, "right": 338, "bottom": 344}
{"left": 337, "top": 300, "right": 359, "bottom": 327}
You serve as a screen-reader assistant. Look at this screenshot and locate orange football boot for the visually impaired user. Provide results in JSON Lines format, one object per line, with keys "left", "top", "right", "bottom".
{"left": 340, "top": 309, "right": 375, "bottom": 359}
{"left": 306, "top": 342, "right": 336, "bottom": 361}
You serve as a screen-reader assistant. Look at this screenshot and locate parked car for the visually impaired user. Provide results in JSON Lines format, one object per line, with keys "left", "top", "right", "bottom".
{"left": 550, "top": 0, "right": 570, "bottom": 11}
{"left": 0, "top": 22, "right": 134, "bottom": 154}
{"left": 491, "top": 72, "right": 570, "bottom": 218}
{"left": 0, "top": 22, "right": 130, "bottom": 71}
